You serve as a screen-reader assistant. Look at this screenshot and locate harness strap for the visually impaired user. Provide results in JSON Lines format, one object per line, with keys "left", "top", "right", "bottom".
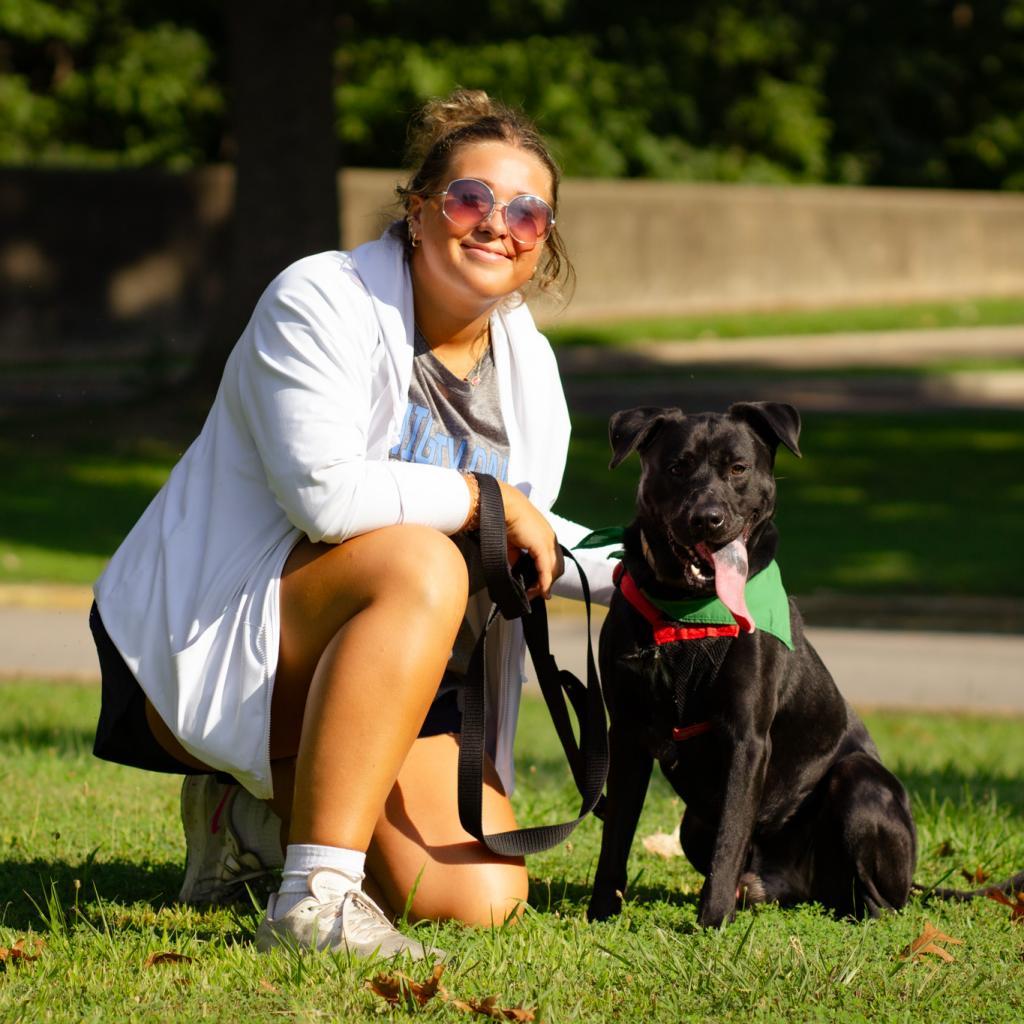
{"left": 613, "top": 562, "right": 732, "bottom": 745}
{"left": 672, "top": 721, "right": 712, "bottom": 742}
{"left": 613, "top": 563, "right": 739, "bottom": 646}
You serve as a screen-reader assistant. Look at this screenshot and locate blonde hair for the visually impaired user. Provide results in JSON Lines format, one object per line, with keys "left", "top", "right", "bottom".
{"left": 394, "top": 89, "right": 574, "bottom": 301}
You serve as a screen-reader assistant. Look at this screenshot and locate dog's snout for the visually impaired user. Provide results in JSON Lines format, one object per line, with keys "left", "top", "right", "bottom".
{"left": 689, "top": 503, "right": 727, "bottom": 535}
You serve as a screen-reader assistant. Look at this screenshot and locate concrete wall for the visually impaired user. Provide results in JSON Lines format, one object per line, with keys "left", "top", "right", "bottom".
{"left": 3, "top": 165, "right": 1023, "bottom": 357}
{"left": 342, "top": 170, "right": 1024, "bottom": 324}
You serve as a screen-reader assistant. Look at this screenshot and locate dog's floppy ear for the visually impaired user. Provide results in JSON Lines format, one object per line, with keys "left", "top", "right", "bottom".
{"left": 728, "top": 402, "right": 802, "bottom": 458}
{"left": 608, "top": 407, "right": 675, "bottom": 469}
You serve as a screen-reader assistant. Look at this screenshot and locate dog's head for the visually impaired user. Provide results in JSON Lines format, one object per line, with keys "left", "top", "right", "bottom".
{"left": 609, "top": 402, "right": 801, "bottom": 629}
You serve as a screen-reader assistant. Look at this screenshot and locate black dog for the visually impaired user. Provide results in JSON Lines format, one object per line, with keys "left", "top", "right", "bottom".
{"left": 588, "top": 402, "right": 918, "bottom": 928}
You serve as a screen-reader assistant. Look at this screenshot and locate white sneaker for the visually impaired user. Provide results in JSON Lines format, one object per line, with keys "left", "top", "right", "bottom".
{"left": 177, "top": 775, "right": 283, "bottom": 906}
{"left": 255, "top": 868, "right": 443, "bottom": 961}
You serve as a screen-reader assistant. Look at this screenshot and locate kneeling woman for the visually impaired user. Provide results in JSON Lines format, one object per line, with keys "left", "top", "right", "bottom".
{"left": 89, "top": 89, "right": 614, "bottom": 957}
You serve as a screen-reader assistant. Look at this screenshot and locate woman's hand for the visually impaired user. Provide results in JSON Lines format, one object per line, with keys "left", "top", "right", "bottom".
{"left": 498, "top": 480, "right": 564, "bottom": 599}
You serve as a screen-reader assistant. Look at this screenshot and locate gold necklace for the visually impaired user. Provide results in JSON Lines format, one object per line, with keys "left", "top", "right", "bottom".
{"left": 465, "top": 323, "right": 490, "bottom": 385}
{"left": 415, "top": 320, "right": 490, "bottom": 383}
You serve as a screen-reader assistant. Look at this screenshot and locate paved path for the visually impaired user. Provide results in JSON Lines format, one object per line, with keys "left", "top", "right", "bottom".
{"left": 1, "top": 594, "right": 1021, "bottom": 715}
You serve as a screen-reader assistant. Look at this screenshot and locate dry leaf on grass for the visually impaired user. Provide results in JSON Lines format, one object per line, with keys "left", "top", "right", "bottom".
{"left": 365, "top": 963, "right": 535, "bottom": 1019}
{"left": 899, "top": 922, "right": 964, "bottom": 963}
{"left": 366, "top": 962, "right": 446, "bottom": 1007}
{"left": 641, "top": 831, "right": 682, "bottom": 858}
{"left": 258, "top": 978, "right": 280, "bottom": 994}
{"left": 143, "top": 951, "right": 195, "bottom": 968}
{"left": 962, "top": 865, "right": 990, "bottom": 884}
{"left": 987, "top": 888, "right": 1024, "bottom": 923}
{"left": 450, "top": 994, "right": 536, "bottom": 1020}
{"left": 0, "top": 938, "right": 44, "bottom": 965}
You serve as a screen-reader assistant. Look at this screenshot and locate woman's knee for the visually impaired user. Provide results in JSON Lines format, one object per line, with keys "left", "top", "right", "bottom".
{"left": 374, "top": 525, "right": 469, "bottom": 614}
{"left": 451, "top": 862, "right": 529, "bottom": 927}
{"left": 407, "top": 859, "right": 528, "bottom": 927}
{"left": 286, "top": 525, "right": 467, "bottom": 621}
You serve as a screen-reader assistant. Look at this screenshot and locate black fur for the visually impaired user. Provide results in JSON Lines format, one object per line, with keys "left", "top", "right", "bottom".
{"left": 588, "top": 402, "right": 919, "bottom": 928}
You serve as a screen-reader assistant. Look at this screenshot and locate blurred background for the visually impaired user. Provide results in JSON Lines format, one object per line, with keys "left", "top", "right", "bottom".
{"left": 1, "top": 0, "right": 1022, "bottom": 629}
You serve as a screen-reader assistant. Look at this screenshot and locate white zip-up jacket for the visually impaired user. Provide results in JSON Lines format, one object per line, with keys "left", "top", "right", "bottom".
{"left": 94, "top": 232, "right": 616, "bottom": 798}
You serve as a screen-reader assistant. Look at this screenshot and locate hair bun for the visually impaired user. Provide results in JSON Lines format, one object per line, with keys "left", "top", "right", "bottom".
{"left": 406, "top": 89, "right": 499, "bottom": 166}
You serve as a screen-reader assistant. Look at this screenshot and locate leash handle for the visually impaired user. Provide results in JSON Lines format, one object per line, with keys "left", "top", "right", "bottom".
{"left": 457, "top": 475, "right": 608, "bottom": 856}
{"left": 473, "top": 472, "right": 532, "bottom": 620}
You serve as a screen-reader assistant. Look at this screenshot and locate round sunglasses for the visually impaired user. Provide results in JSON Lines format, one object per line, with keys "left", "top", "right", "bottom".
{"left": 426, "top": 178, "right": 555, "bottom": 247}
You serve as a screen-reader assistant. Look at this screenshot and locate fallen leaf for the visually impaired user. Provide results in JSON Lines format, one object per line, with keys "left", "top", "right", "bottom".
{"left": 366, "top": 963, "right": 446, "bottom": 1008}
{"left": 450, "top": 994, "right": 536, "bottom": 1020}
{"left": 144, "top": 951, "right": 194, "bottom": 968}
{"left": 258, "top": 978, "right": 279, "bottom": 994}
{"left": 987, "top": 888, "right": 1024, "bottom": 923}
{"left": 935, "top": 840, "right": 955, "bottom": 858}
{"left": 899, "top": 922, "right": 964, "bottom": 963}
{"left": 961, "top": 865, "right": 989, "bottom": 885}
{"left": 641, "top": 831, "right": 682, "bottom": 859}
{"left": 0, "top": 937, "right": 43, "bottom": 965}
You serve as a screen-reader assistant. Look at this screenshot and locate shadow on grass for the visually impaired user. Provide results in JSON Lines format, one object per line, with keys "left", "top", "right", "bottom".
{"left": 0, "top": 725, "right": 96, "bottom": 757}
{"left": 0, "top": 857, "right": 182, "bottom": 931}
{"left": 528, "top": 874, "right": 698, "bottom": 918}
{"left": 899, "top": 766, "right": 1024, "bottom": 817}
{"left": 556, "top": 409, "right": 1024, "bottom": 599}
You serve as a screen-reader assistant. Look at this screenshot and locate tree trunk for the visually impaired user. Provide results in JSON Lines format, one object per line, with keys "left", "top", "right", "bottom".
{"left": 194, "top": 0, "right": 339, "bottom": 390}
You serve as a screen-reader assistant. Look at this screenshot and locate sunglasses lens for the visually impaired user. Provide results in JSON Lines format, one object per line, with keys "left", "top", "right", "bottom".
{"left": 507, "top": 195, "right": 554, "bottom": 245}
{"left": 443, "top": 179, "right": 493, "bottom": 228}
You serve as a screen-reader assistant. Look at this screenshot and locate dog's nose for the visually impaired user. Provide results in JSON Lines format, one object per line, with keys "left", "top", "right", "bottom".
{"left": 690, "top": 504, "right": 727, "bottom": 535}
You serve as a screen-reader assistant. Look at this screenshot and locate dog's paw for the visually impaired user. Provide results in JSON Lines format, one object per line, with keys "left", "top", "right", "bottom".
{"left": 587, "top": 890, "right": 623, "bottom": 922}
{"left": 697, "top": 890, "right": 738, "bottom": 929}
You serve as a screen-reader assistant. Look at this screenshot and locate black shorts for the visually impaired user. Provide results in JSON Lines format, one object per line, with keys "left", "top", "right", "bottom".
{"left": 89, "top": 603, "right": 462, "bottom": 776}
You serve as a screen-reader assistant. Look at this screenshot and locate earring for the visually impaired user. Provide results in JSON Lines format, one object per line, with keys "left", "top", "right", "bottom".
{"left": 407, "top": 216, "right": 420, "bottom": 248}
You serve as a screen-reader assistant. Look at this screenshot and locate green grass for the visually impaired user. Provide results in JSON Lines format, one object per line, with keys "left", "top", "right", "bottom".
{"left": 544, "top": 295, "right": 1024, "bottom": 347}
{"left": 1, "top": 406, "right": 1022, "bottom": 598}
{"left": 1, "top": 682, "right": 1023, "bottom": 1022}
{"left": 554, "top": 409, "right": 1024, "bottom": 598}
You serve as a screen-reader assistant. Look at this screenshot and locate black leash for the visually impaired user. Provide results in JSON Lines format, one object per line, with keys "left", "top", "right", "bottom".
{"left": 456, "top": 473, "right": 608, "bottom": 857}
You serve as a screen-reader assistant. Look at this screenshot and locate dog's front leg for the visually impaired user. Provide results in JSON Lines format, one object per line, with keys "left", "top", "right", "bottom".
{"left": 697, "top": 732, "right": 770, "bottom": 928}
{"left": 588, "top": 723, "right": 653, "bottom": 921}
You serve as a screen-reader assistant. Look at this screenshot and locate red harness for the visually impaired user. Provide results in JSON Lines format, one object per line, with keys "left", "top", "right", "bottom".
{"left": 613, "top": 562, "right": 735, "bottom": 743}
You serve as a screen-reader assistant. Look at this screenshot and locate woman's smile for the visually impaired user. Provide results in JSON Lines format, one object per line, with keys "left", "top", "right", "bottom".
{"left": 462, "top": 242, "right": 512, "bottom": 263}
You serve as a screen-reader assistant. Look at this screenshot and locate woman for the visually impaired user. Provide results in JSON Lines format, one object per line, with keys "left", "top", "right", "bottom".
{"left": 90, "top": 89, "right": 615, "bottom": 958}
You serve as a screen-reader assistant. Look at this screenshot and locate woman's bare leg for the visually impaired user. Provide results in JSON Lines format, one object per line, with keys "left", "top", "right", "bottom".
{"left": 151, "top": 524, "right": 526, "bottom": 924}
{"left": 270, "top": 525, "right": 469, "bottom": 850}
{"left": 367, "top": 733, "right": 528, "bottom": 926}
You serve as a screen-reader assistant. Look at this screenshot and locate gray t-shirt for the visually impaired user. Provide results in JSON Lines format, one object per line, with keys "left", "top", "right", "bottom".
{"left": 390, "top": 327, "right": 510, "bottom": 676}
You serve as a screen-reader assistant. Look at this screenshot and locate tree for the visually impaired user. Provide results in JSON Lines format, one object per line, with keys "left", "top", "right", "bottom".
{"left": 192, "top": 0, "right": 340, "bottom": 388}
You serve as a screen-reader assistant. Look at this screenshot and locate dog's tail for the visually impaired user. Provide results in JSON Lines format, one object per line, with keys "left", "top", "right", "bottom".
{"left": 913, "top": 869, "right": 1024, "bottom": 902}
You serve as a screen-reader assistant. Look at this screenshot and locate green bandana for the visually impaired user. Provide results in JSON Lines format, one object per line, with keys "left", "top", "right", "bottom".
{"left": 576, "top": 527, "right": 794, "bottom": 650}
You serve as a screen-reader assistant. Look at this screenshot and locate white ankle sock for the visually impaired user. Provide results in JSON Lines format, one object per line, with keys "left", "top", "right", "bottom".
{"left": 274, "top": 844, "right": 366, "bottom": 915}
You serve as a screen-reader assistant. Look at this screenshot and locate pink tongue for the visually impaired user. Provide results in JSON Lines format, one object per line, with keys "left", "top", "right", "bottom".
{"left": 704, "top": 537, "right": 755, "bottom": 633}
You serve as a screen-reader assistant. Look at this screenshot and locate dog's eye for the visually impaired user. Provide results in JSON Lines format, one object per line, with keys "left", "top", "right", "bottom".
{"left": 730, "top": 463, "right": 748, "bottom": 476}
{"left": 669, "top": 458, "right": 692, "bottom": 476}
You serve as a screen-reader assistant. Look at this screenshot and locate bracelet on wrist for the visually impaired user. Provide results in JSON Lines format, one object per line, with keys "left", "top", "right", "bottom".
{"left": 460, "top": 471, "right": 481, "bottom": 533}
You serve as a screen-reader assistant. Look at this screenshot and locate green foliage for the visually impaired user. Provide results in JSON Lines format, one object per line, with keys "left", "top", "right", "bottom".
{"left": 4, "top": 1, "right": 1024, "bottom": 189}
{"left": 0, "top": 0, "right": 222, "bottom": 167}
{"left": 336, "top": 5, "right": 837, "bottom": 182}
